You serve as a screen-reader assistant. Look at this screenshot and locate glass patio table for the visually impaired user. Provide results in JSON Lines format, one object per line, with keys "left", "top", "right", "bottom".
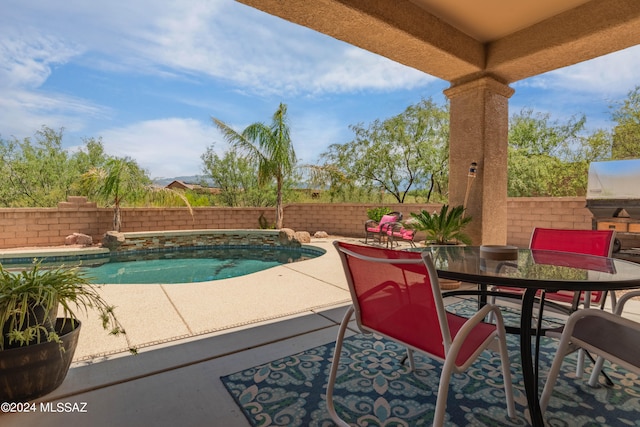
{"left": 421, "top": 245, "right": 640, "bottom": 427}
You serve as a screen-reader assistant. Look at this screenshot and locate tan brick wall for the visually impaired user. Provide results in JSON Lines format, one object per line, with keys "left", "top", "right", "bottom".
{"left": 0, "top": 197, "right": 597, "bottom": 249}
{"left": 506, "top": 197, "right": 592, "bottom": 247}
{"left": 281, "top": 203, "right": 441, "bottom": 238}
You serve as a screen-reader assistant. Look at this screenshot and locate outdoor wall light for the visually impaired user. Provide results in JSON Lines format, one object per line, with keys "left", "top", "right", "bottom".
{"left": 463, "top": 161, "right": 478, "bottom": 213}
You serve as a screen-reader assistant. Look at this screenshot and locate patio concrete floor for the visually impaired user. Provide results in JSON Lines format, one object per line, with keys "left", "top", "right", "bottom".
{"left": 2, "top": 237, "right": 640, "bottom": 426}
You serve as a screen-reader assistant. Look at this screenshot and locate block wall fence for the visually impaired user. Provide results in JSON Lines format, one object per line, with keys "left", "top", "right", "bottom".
{"left": 0, "top": 196, "right": 593, "bottom": 249}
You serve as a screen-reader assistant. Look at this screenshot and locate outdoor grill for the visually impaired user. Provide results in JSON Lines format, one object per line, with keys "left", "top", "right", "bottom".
{"left": 587, "top": 159, "right": 640, "bottom": 256}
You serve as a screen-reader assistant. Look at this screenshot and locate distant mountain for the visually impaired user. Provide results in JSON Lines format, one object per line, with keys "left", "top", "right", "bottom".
{"left": 152, "top": 175, "right": 215, "bottom": 187}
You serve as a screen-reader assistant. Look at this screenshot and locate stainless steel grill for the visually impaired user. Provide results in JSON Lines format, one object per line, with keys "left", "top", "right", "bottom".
{"left": 587, "top": 159, "right": 640, "bottom": 257}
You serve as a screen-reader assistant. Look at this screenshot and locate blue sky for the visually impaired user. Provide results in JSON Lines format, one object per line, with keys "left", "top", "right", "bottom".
{"left": 2, "top": 0, "right": 640, "bottom": 179}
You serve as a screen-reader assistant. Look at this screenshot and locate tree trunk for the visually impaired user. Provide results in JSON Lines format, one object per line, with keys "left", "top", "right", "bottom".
{"left": 275, "top": 178, "right": 284, "bottom": 229}
{"left": 113, "top": 205, "right": 122, "bottom": 232}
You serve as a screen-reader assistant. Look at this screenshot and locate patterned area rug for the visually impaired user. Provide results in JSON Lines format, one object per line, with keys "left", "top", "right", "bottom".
{"left": 221, "top": 302, "right": 640, "bottom": 426}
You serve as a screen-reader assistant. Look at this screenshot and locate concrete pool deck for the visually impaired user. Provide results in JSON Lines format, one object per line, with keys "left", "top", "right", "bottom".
{"left": 0, "top": 237, "right": 357, "bottom": 362}
{"left": 72, "top": 237, "right": 353, "bottom": 361}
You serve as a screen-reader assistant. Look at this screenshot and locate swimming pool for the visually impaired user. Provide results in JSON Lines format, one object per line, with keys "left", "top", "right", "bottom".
{"left": 78, "top": 246, "right": 325, "bottom": 284}
{"left": 0, "top": 245, "right": 325, "bottom": 284}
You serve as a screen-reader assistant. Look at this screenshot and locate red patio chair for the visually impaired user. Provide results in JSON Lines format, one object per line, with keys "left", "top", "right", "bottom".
{"left": 490, "top": 227, "right": 617, "bottom": 311}
{"left": 489, "top": 227, "right": 616, "bottom": 378}
{"left": 363, "top": 211, "right": 402, "bottom": 244}
{"left": 327, "top": 241, "right": 515, "bottom": 427}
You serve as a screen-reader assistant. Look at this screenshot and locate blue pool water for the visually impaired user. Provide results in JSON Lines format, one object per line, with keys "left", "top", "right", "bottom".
{"left": 76, "top": 246, "right": 324, "bottom": 284}
{"left": 0, "top": 246, "right": 325, "bottom": 284}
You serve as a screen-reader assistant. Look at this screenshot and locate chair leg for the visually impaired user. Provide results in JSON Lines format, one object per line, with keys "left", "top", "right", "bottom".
{"left": 610, "top": 292, "right": 618, "bottom": 312}
{"left": 494, "top": 311, "right": 516, "bottom": 418}
{"left": 588, "top": 355, "right": 606, "bottom": 387}
{"left": 326, "top": 306, "right": 354, "bottom": 427}
{"left": 486, "top": 294, "right": 497, "bottom": 323}
{"left": 585, "top": 352, "right": 614, "bottom": 387}
{"left": 573, "top": 295, "right": 593, "bottom": 378}
{"left": 575, "top": 349, "right": 586, "bottom": 377}
{"left": 433, "top": 357, "right": 455, "bottom": 426}
{"left": 433, "top": 316, "right": 515, "bottom": 426}
{"left": 406, "top": 348, "right": 415, "bottom": 371}
{"left": 540, "top": 324, "right": 575, "bottom": 414}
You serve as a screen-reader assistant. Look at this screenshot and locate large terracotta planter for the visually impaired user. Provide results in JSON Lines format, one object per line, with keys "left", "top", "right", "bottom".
{"left": 0, "top": 319, "right": 81, "bottom": 402}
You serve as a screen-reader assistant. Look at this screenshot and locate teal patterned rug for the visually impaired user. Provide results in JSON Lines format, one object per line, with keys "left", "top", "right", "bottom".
{"left": 221, "top": 302, "right": 640, "bottom": 426}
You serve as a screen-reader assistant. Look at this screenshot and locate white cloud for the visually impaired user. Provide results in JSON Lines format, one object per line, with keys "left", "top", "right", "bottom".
{"left": 0, "top": 88, "right": 108, "bottom": 139}
{"left": 517, "top": 45, "right": 640, "bottom": 98}
{"left": 306, "top": 48, "right": 436, "bottom": 94}
{"left": 0, "top": 22, "right": 103, "bottom": 137}
{"left": 509, "top": 45, "right": 640, "bottom": 131}
{"left": 98, "top": 118, "right": 218, "bottom": 178}
{"left": 0, "top": 33, "right": 81, "bottom": 89}
{"left": 125, "top": 0, "right": 434, "bottom": 95}
{"left": 553, "top": 46, "right": 640, "bottom": 95}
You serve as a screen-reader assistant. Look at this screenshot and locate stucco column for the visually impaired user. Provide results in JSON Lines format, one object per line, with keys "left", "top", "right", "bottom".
{"left": 444, "top": 76, "right": 514, "bottom": 245}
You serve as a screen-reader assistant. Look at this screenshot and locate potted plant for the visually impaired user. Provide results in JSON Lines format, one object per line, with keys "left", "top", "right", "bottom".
{"left": 407, "top": 204, "right": 472, "bottom": 289}
{"left": 407, "top": 204, "right": 472, "bottom": 246}
{"left": 0, "top": 260, "right": 132, "bottom": 401}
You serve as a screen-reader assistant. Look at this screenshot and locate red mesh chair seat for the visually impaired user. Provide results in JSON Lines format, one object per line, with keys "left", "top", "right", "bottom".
{"left": 327, "top": 241, "right": 515, "bottom": 426}
{"left": 363, "top": 296, "right": 497, "bottom": 366}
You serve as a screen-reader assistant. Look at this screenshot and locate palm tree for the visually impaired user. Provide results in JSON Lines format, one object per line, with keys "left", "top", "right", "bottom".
{"left": 407, "top": 204, "right": 473, "bottom": 245}
{"left": 213, "top": 103, "right": 297, "bottom": 229}
{"left": 79, "top": 157, "right": 191, "bottom": 231}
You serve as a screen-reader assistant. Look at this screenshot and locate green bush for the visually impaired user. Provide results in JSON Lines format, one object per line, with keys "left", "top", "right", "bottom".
{"left": 366, "top": 207, "right": 392, "bottom": 222}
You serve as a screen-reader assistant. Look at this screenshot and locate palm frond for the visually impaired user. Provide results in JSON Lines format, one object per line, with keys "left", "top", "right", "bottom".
{"left": 408, "top": 204, "right": 472, "bottom": 245}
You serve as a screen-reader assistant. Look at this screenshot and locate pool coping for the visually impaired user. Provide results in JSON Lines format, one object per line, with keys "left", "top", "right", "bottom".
{"left": 0, "top": 243, "right": 325, "bottom": 266}
{"left": 119, "top": 229, "right": 282, "bottom": 238}
{"left": 0, "top": 245, "right": 110, "bottom": 260}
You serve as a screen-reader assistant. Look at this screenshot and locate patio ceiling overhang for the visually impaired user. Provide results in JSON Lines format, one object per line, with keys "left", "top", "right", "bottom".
{"left": 236, "top": 0, "right": 640, "bottom": 85}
